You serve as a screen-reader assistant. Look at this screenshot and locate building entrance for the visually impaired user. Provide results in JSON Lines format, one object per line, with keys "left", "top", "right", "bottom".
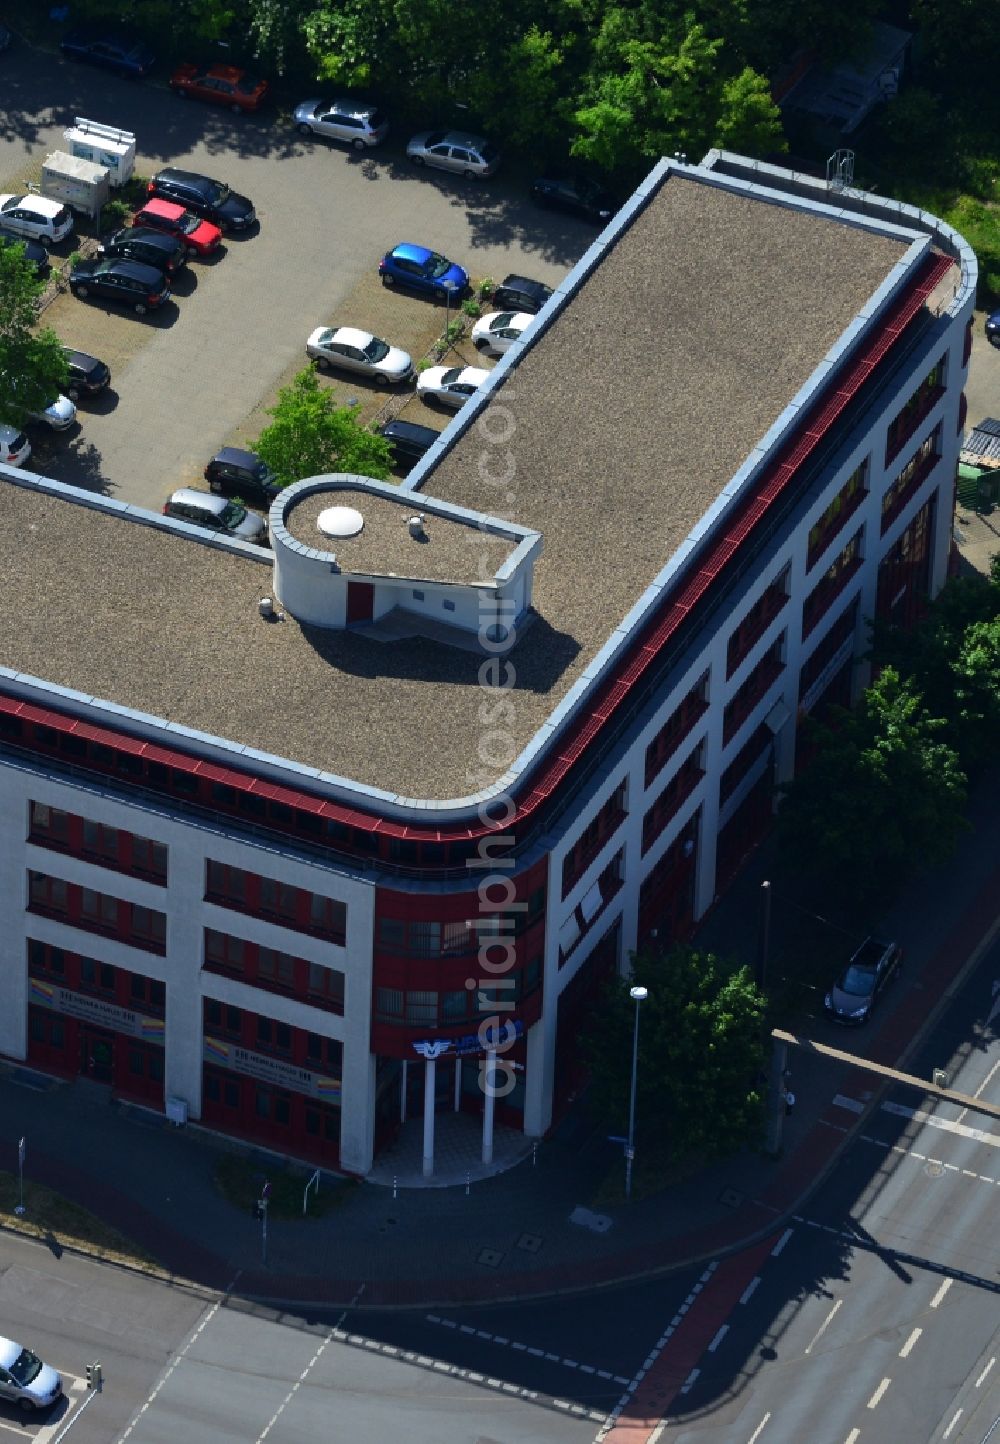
{"left": 79, "top": 1026, "right": 115, "bottom": 1082}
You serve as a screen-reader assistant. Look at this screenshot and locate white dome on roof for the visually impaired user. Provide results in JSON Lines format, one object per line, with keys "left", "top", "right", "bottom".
{"left": 316, "top": 505, "right": 364, "bottom": 539}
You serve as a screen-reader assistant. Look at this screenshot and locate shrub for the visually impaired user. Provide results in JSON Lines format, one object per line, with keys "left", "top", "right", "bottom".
{"left": 477, "top": 277, "right": 495, "bottom": 301}
{"left": 99, "top": 199, "right": 131, "bottom": 232}
{"left": 461, "top": 299, "right": 482, "bottom": 319}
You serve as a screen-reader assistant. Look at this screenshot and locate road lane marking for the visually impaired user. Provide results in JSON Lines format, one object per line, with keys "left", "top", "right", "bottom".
{"left": 740, "top": 1277, "right": 761, "bottom": 1305}
{"left": 805, "top": 1299, "right": 842, "bottom": 1355}
{"left": 867, "top": 1376, "right": 891, "bottom": 1409}
{"left": 942, "top": 1409, "right": 963, "bottom": 1438}
{"left": 707, "top": 1325, "right": 729, "bottom": 1353}
{"left": 976, "top": 1357, "right": 995, "bottom": 1387}
{"left": 257, "top": 1281, "right": 366, "bottom": 1443}
{"left": 899, "top": 1327, "right": 922, "bottom": 1358}
{"left": 930, "top": 1279, "right": 953, "bottom": 1309}
{"left": 680, "top": 1367, "right": 700, "bottom": 1394}
{"left": 958, "top": 1057, "right": 1000, "bottom": 1123}
{"left": 844, "top": 1431, "right": 860, "bottom": 1444}
{"left": 880, "top": 1099, "right": 1000, "bottom": 1147}
{"left": 425, "top": 1316, "right": 629, "bottom": 1384}
{"left": 747, "top": 1413, "right": 770, "bottom": 1443}
{"left": 832, "top": 1094, "right": 865, "bottom": 1113}
{"left": 771, "top": 1228, "right": 794, "bottom": 1257}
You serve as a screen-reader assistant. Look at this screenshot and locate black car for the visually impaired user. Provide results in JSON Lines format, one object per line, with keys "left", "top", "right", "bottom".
{"left": 62, "top": 348, "right": 111, "bottom": 402}
{"left": 60, "top": 30, "right": 155, "bottom": 78}
{"left": 824, "top": 937, "right": 902, "bottom": 1025}
{"left": 99, "top": 227, "right": 186, "bottom": 278}
{"left": 204, "top": 447, "right": 281, "bottom": 505}
{"left": 69, "top": 258, "right": 170, "bottom": 315}
{"left": 0, "top": 228, "right": 49, "bottom": 277}
{"left": 147, "top": 169, "right": 256, "bottom": 233}
{"left": 378, "top": 418, "right": 440, "bottom": 471}
{"left": 986, "top": 310, "right": 1000, "bottom": 349}
{"left": 492, "top": 273, "right": 553, "bottom": 315}
{"left": 531, "top": 172, "right": 617, "bottom": 225}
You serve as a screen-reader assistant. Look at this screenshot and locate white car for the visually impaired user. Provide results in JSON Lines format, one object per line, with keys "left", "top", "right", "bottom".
{"left": 306, "top": 326, "right": 414, "bottom": 385}
{"left": 472, "top": 310, "right": 535, "bottom": 356}
{"left": 0, "top": 423, "right": 31, "bottom": 467}
{"left": 30, "top": 393, "right": 77, "bottom": 431}
{"left": 417, "top": 364, "right": 490, "bottom": 409}
{"left": 293, "top": 99, "right": 389, "bottom": 149}
{"left": 0, "top": 194, "right": 73, "bottom": 245}
{"left": 406, "top": 131, "right": 500, "bottom": 178}
{"left": 0, "top": 1335, "right": 62, "bottom": 1412}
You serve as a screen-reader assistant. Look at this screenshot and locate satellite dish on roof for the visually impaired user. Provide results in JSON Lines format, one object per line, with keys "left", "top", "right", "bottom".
{"left": 317, "top": 505, "right": 364, "bottom": 539}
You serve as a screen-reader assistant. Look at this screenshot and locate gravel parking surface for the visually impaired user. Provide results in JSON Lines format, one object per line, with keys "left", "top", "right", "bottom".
{"left": 1, "top": 49, "right": 593, "bottom": 510}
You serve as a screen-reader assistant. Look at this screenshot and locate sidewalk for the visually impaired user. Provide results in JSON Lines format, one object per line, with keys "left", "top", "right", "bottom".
{"left": 3, "top": 768, "right": 1000, "bottom": 1310}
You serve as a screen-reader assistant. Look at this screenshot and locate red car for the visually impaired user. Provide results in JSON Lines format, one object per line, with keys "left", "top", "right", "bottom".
{"left": 169, "top": 63, "right": 269, "bottom": 113}
{"left": 133, "top": 198, "right": 221, "bottom": 257}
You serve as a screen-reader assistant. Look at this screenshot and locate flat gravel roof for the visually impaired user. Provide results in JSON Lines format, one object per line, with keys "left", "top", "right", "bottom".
{"left": 0, "top": 169, "right": 912, "bottom": 803}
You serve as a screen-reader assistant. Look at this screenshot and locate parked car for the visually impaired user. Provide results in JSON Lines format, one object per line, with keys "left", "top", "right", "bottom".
{"left": 530, "top": 172, "right": 617, "bottom": 224}
{"left": 378, "top": 418, "right": 440, "bottom": 470}
{"left": 147, "top": 169, "right": 256, "bottom": 233}
{"left": 293, "top": 98, "right": 388, "bottom": 149}
{"left": 492, "top": 274, "right": 553, "bottom": 315}
{"left": 133, "top": 199, "right": 221, "bottom": 257}
{"left": 204, "top": 447, "right": 280, "bottom": 506}
{"left": 306, "top": 326, "right": 414, "bottom": 384}
{"left": 29, "top": 394, "right": 76, "bottom": 431}
{"left": 472, "top": 310, "right": 534, "bottom": 356}
{"left": 406, "top": 130, "right": 500, "bottom": 178}
{"left": 417, "top": 364, "right": 490, "bottom": 409}
{"left": 0, "top": 194, "right": 73, "bottom": 246}
{"left": 62, "top": 348, "right": 111, "bottom": 402}
{"left": 163, "top": 488, "right": 267, "bottom": 543}
{"left": 0, "top": 228, "right": 49, "bottom": 277}
{"left": 0, "top": 424, "right": 30, "bottom": 467}
{"left": 986, "top": 309, "right": 1000, "bottom": 349}
{"left": 59, "top": 30, "right": 155, "bottom": 77}
{"left": 170, "top": 63, "right": 269, "bottom": 114}
{"left": 69, "top": 257, "right": 170, "bottom": 315}
{"left": 100, "top": 226, "right": 186, "bottom": 277}
{"left": 378, "top": 243, "right": 468, "bottom": 300}
{"left": 824, "top": 937, "right": 902, "bottom": 1025}
{"left": 0, "top": 1334, "right": 62, "bottom": 1412}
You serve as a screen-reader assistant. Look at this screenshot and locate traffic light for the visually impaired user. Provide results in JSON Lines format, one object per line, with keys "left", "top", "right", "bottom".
{"left": 86, "top": 1361, "right": 103, "bottom": 1391}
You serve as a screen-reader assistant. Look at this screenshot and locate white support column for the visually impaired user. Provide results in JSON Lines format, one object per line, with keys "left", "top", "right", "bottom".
{"left": 453, "top": 1055, "right": 462, "bottom": 1111}
{"left": 482, "top": 1048, "right": 497, "bottom": 1166}
{"left": 400, "top": 1059, "right": 408, "bottom": 1123}
{"left": 422, "top": 1056, "right": 436, "bottom": 1178}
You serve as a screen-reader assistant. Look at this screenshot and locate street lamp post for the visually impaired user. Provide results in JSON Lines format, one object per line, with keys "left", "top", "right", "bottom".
{"left": 625, "top": 985, "right": 648, "bottom": 1200}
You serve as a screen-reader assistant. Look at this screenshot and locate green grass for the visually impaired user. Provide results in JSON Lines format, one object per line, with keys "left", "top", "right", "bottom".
{"left": 211, "top": 1154, "right": 354, "bottom": 1220}
{"left": 0, "top": 1172, "right": 156, "bottom": 1267}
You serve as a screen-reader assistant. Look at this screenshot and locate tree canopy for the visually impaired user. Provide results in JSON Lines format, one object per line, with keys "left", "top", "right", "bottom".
{"left": 0, "top": 245, "right": 68, "bottom": 431}
{"left": 582, "top": 946, "right": 766, "bottom": 1165}
{"left": 253, "top": 367, "right": 392, "bottom": 487}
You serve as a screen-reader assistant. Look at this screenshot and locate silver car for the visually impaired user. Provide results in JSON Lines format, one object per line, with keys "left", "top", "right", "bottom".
{"left": 406, "top": 130, "right": 500, "bottom": 178}
{"left": 294, "top": 99, "right": 389, "bottom": 149}
{"left": 162, "top": 488, "right": 268, "bottom": 544}
{"left": 0, "top": 1335, "right": 62, "bottom": 1412}
{"left": 306, "top": 326, "right": 414, "bottom": 384}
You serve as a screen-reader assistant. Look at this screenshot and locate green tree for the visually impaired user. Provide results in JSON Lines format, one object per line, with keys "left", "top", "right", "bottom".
{"left": 950, "top": 619, "right": 1000, "bottom": 769}
{"left": 0, "top": 246, "right": 68, "bottom": 431}
{"left": 582, "top": 946, "right": 766, "bottom": 1166}
{"left": 777, "top": 667, "right": 967, "bottom": 897}
{"left": 253, "top": 368, "right": 392, "bottom": 487}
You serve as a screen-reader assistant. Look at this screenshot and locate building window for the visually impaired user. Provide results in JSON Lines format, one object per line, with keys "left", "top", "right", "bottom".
{"left": 306, "top": 1033, "right": 342, "bottom": 1072}
{"left": 29, "top": 804, "right": 168, "bottom": 882}
{"left": 129, "top": 973, "right": 166, "bottom": 1011}
{"left": 641, "top": 741, "right": 705, "bottom": 854}
{"left": 205, "top": 929, "right": 245, "bottom": 971}
{"left": 886, "top": 356, "right": 946, "bottom": 463}
{"left": 644, "top": 673, "right": 710, "bottom": 788}
{"left": 28, "top": 940, "right": 65, "bottom": 977}
{"left": 726, "top": 567, "right": 790, "bottom": 679}
{"left": 561, "top": 779, "right": 628, "bottom": 898}
{"left": 375, "top": 987, "right": 404, "bottom": 1020}
{"left": 258, "top": 947, "right": 295, "bottom": 988}
{"left": 719, "top": 724, "right": 772, "bottom": 806}
{"left": 204, "top": 999, "right": 242, "bottom": 1038}
{"left": 881, "top": 425, "right": 941, "bottom": 535}
{"left": 807, "top": 461, "right": 867, "bottom": 571}
{"left": 82, "top": 888, "right": 118, "bottom": 928}
{"left": 28, "top": 802, "right": 71, "bottom": 847}
{"left": 80, "top": 956, "right": 116, "bottom": 994}
{"left": 405, "top": 991, "right": 438, "bottom": 1025}
{"left": 82, "top": 819, "right": 120, "bottom": 865}
{"left": 307, "top": 963, "right": 345, "bottom": 1012}
{"left": 129, "top": 904, "right": 166, "bottom": 949}
{"left": 206, "top": 861, "right": 248, "bottom": 904}
{"left": 802, "top": 530, "right": 863, "bottom": 639}
{"left": 409, "top": 921, "right": 441, "bottom": 957}
{"left": 722, "top": 635, "right": 785, "bottom": 744}
{"left": 256, "top": 1017, "right": 292, "bottom": 1055}
{"left": 28, "top": 872, "right": 68, "bottom": 916}
{"left": 206, "top": 861, "right": 347, "bottom": 945}
{"left": 798, "top": 597, "right": 859, "bottom": 706}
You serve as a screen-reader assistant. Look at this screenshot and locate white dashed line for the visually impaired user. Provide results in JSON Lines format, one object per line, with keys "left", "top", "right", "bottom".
{"left": 680, "top": 1367, "right": 700, "bottom": 1394}
{"left": 930, "top": 1279, "right": 953, "bottom": 1309}
{"left": 747, "top": 1414, "right": 771, "bottom": 1444}
{"left": 867, "top": 1376, "right": 891, "bottom": 1410}
{"left": 832, "top": 1094, "right": 865, "bottom": 1113}
{"left": 707, "top": 1326, "right": 729, "bottom": 1353}
{"left": 942, "top": 1408, "right": 963, "bottom": 1438}
{"left": 899, "top": 1328, "right": 922, "bottom": 1358}
{"left": 771, "top": 1228, "right": 794, "bottom": 1257}
{"left": 844, "top": 1430, "right": 860, "bottom": 1444}
{"left": 805, "top": 1299, "right": 842, "bottom": 1355}
{"left": 740, "top": 1277, "right": 761, "bottom": 1306}
{"left": 425, "top": 1316, "right": 627, "bottom": 1384}
{"left": 256, "top": 1282, "right": 366, "bottom": 1443}
{"left": 976, "top": 1357, "right": 995, "bottom": 1388}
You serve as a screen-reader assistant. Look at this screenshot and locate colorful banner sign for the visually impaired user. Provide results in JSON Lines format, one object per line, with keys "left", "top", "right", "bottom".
{"left": 29, "top": 978, "right": 164, "bottom": 1044}
{"left": 203, "top": 1036, "right": 341, "bottom": 1103}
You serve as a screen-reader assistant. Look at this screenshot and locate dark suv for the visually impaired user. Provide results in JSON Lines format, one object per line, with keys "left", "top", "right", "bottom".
{"left": 147, "top": 169, "right": 256, "bottom": 232}
{"left": 68, "top": 258, "right": 170, "bottom": 315}
{"left": 492, "top": 274, "right": 553, "bottom": 315}
{"left": 378, "top": 419, "right": 440, "bottom": 471}
{"left": 824, "top": 937, "right": 902, "bottom": 1025}
{"left": 99, "top": 226, "right": 186, "bottom": 278}
{"left": 204, "top": 447, "right": 281, "bottom": 505}
{"left": 62, "top": 348, "right": 111, "bottom": 401}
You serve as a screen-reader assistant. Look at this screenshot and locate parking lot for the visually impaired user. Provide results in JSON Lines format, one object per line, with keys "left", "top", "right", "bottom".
{"left": 2, "top": 47, "right": 595, "bottom": 512}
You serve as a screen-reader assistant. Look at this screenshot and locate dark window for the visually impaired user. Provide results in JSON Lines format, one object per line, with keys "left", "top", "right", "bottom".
{"left": 307, "top": 964, "right": 345, "bottom": 1011}
{"left": 223, "top": 1079, "right": 240, "bottom": 1108}
{"left": 274, "top": 1095, "right": 290, "bottom": 1126}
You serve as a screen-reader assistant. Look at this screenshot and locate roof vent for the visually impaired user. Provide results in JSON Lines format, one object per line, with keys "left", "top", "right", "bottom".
{"left": 408, "top": 513, "right": 427, "bottom": 539}
{"left": 259, "top": 596, "right": 274, "bottom": 618}
{"left": 317, "top": 504, "right": 364, "bottom": 539}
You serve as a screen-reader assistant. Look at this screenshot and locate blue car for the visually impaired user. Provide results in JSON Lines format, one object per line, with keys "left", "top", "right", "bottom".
{"left": 60, "top": 31, "right": 155, "bottom": 78}
{"left": 378, "top": 242, "right": 469, "bottom": 300}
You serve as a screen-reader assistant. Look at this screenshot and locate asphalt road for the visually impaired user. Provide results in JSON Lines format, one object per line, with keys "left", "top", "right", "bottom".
{"left": 1, "top": 47, "right": 594, "bottom": 510}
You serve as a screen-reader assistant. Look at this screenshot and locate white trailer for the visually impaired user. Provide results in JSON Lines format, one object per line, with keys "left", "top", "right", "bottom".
{"left": 62, "top": 118, "right": 136, "bottom": 188}
{"left": 41, "top": 151, "right": 111, "bottom": 220}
